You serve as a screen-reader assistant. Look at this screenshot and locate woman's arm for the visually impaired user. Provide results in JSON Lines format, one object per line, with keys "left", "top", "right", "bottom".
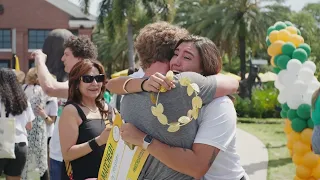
{"left": 120, "top": 97, "right": 236, "bottom": 179}
{"left": 59, "top": 105, "right": 111, "bottom": 161}
{"left": 120, "top": 123, "right": 218, "bottom": 179}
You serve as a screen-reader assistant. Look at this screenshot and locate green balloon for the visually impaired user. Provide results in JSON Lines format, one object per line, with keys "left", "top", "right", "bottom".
{"left": 282, "top": 42, "right": 296, "bottom": 57}
{"left": 266, "top": 38, "right": 271, "bottom": 47}
{"left": 282, "top": 103, "right": 290, "bottom": 112}
{"left": 287, "top": 109, "right": 298, "bottom": 121}
{"left": 275, "top": 22, "right": 287, "bottom": 31}
{"left": 307, "top": 118, "right": 314, "bottom": 129}
{"left": 267, "top": 26, "right": 276, "bottom": 36}
{"left": 297, "top": 29, "right": 301, "bottom": 35}
{"left": 274, "top": 55, "right": 281, "bottom": 67}
{"left": 277, "top": 55, "right": 291, "bottom": 69}
{"left": 273, "top": 67, "right": 281, "bottom": 74}
{"left": 297, "top": 104, "right": 311, "bottom": 120}
{"left": 298, "top": 43, "right": 311, "bottom": 56}
{"left": 285, "top": 21, "right": 293, "bottom": 26}
{"left": 291, "top": 117, "right": 308, "bottom": 132}
{"left": 281, "top": 110, "right": 288, "bottom": 118}
{"left": 292, "top": 48, "right": 308, "bottom": 63}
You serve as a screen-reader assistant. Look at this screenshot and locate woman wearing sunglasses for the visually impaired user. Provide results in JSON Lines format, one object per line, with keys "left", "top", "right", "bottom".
{"left": 59, "top": 59, "right": 114, "bottom": 180}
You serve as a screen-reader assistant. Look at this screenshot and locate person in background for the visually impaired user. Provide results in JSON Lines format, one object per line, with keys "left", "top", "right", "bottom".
{"left": 22, "top": 68, "right": 49, "bottom": 180}
{"left": 0, "top": 68, "right": 35, "bottom": 180}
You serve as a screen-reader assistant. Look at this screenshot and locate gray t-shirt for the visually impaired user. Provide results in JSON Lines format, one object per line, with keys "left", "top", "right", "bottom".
{"left": 120, "top": 72, "right": 217, "bottom": 180}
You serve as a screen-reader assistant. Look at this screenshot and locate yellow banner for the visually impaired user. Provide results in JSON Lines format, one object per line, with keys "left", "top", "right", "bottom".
{"left": 98, "top": 113, "right": 149, "bottom": 180}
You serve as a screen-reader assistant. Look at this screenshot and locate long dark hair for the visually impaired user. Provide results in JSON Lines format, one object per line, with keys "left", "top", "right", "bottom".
{"left": 0, "top": 68, "right": 28, "bottom": 115}
{"left": 43, "top": 29, "right": 73, "bottom": 82}
{"left": 68, "top": 59, "right": 108, "bottom": 118}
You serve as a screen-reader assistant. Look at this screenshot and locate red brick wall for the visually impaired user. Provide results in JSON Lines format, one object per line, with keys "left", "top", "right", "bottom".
{"left": 0, "top": 0, "right": 93, "bottom": 72}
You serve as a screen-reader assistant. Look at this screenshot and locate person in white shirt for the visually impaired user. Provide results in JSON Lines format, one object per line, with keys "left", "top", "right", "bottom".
{"left": 0, "top": 68, "right": 35, "bottom": 180}
{"left": 112, "top": 33, "right": 247, "bottom": 179}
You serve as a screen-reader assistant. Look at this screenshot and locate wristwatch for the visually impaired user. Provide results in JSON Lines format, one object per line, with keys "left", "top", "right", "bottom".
{"left": 142, "top": 134, "right": 154, "bottom": 150}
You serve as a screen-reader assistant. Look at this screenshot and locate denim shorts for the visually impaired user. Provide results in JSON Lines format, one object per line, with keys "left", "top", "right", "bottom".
{"left": 312, "top": 125, "right": 320, "bottom": 154}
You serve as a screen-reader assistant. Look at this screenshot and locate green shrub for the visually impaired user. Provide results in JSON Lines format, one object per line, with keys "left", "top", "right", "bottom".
{"left": 234, "top": 85, "right": 281, "bottom": 118}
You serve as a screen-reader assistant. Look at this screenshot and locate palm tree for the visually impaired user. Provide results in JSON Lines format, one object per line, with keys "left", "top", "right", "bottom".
{"left": 80, "top": 0, "right": 175, "bottom": 68}
{"left": 175, "top": 0, "right": 285, "bottom": 80}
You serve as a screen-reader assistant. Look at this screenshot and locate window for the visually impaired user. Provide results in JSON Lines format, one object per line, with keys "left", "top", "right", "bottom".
{"left": 0, "top": 60, "right": 10, "bottom": 68}
{"left": 0, "top": 29, "right": 11, "bottom": 49}
{"left": 28, "top": 30, "right": 51, "bottom": 49}
{"left": 29, "top": 59, "right": 35, "bottom": 68}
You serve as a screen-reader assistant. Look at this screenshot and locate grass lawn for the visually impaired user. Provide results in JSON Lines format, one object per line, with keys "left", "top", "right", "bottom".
{"left": 237, "top": 118, "right": 295, "bottom": 180}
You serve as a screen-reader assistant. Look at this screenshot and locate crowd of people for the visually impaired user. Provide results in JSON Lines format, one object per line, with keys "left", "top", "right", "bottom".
{"left": 0, "top": 21, "right": 252, "bottom": 180}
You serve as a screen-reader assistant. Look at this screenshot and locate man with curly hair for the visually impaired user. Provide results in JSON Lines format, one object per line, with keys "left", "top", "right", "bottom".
{"left": 32, "top": 35, "right": 98, "bottom": 99}
{"left": 107, "top": 22, "right": 241, "bottom": 180}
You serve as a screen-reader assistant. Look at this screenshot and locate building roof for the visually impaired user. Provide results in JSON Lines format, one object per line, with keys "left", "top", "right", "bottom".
{"left": 45, "top": 0, "right": 97, "bottom": 21}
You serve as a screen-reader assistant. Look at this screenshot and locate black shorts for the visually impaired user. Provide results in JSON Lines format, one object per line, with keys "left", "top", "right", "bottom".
{"left": 0, "top": 142, "right": 27, "bottom": 177}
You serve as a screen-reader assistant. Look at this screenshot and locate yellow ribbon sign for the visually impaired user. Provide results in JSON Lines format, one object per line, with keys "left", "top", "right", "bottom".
{"left": 98, "top": 113, "right": 149, "bottom": 180}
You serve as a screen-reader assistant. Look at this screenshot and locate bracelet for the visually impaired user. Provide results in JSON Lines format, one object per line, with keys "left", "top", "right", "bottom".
{"left": 88, "top": 138, "right": 100, "bottom": 151}
{"left": 141, "top": 78, "right": 149, "bottom": 92}
{"left": 123, "top": 78, "right": 134, "bottom": 93}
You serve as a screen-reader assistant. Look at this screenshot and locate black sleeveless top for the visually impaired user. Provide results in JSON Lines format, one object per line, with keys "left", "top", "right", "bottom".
{"left": 61, "top": 102, "right": 113, "bottom": 180}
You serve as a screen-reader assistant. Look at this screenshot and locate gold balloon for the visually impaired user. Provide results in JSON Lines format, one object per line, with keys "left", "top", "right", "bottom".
{"left": 286, "top": 26, "right": 298, "bottom": 34}
{"left": 302, "top": 152, "right": 319, "bottom": 168}
{"left": 270, "top": 56, "right": 276, "bottom": 67}
{"left": 290, "top": 34, "right": 304, "bottom": 47}
{"left": 278, "top": 29, "right": 291, "bottom": 42}
{"left": 312, "top": 164, "right": 320, "bottom": 178}
{"left": 301, "top": 128, "right": 313, "bottom": 145}
{"left": 267, "top": 40, "right": 285, "bottom": 56}
{"left": 296, "top": 165, "right": 312, "bottom": 179}
{"left": 293, "top": 154, "right": 304, "bottom": 165}
{"left": 293, "top": 141, "right": 311, "bottom": 155}
{"left": 269, "top": 30, "right": 279, "bottom": 43}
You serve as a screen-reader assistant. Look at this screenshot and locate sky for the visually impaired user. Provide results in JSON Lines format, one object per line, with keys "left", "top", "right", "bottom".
{"left": 69, "top": 0, "right": 320, "bottom": 16}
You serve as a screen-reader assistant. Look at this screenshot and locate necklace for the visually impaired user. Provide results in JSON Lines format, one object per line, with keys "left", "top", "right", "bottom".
{"left": 150, "top": 71, "right": 203, "bottom": 132}
{"left": 82, "top": 103, "right": 99, "bottom": 113}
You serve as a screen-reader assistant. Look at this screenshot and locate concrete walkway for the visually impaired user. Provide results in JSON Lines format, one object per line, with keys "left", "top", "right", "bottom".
{"left": 236, "top": 128, "right": 269, "bottom": 180}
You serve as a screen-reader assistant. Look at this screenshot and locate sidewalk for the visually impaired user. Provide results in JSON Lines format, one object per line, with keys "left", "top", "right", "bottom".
{"left": 236, "top": 128, "right": 269, "bottom": 180}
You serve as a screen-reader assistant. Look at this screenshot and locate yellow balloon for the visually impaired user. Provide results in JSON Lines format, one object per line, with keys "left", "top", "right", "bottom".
{"left": 269, "top": 30, "right": 279, "bottom": 43}
{"left": 294, "top": 176, "right": 303, "bottom": 180}
{"left": 287, "top": 140, "right": 294, "bottom": 150}
{"left": 296, "top": 165, "right": 312, "bottom": 179}
{"left": 301, "top": 128, "right": 313, "bottom": 145}
{"left": 302, "top": 152, "right": 319, "bottom": 168}
{"left": 307, "top": 177, "right": 317, "bottom": 180}
{"left": 293, "top": 141, "right": 311, "bottom": 155}
{"left": 286, "top": 26, "right": 298, "bottom": 34}
{"left": 289, "top": 131, "right": 301, "bottom": 142}
{"left": 312, "top": 164, "right": 320, "bottom": 178}
{"left": 278, "top": 29, "right": 291, "bottom": 42}
{"left": 267, "top": 40, "right": 285, "bottom": 56}
{"left": 293, "top": 154, "right": 304, "bottom": 165}
{"left": 270, "top": 56, "right": 275, "bottom": 67}
{"left": 289, "top": 34, "right": 304, "bottom": 47}
{"left": 284, "top": 119, "right": 293, "bottom": 134}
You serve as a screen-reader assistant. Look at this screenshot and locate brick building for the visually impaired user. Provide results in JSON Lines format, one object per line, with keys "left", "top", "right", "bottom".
{"left": 0, "top": 0, "right": 96, "bottom": 72}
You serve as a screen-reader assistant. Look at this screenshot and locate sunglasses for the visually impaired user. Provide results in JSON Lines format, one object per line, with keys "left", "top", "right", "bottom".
{"left": 80, "top": 74, "right": 105, "bottom": 83}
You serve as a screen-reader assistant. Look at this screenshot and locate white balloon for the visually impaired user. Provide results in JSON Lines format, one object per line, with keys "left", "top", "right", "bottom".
{"left": 277, "top": 70, "right": 287, "bottom": 86}
{"left": 274, "top": 78, "right": 285, "bottom": 91}
{"left": 287, "top": 93, "right": 303, "bottom": 109}
{"left": 291, "top": 80, "right": 308, "bottom": 94}
{"left": 298, "top": 67, "right": 314, "bottom": 84}
{"left": 308, "top": 80, "right": 320, "bottom": 92}
{"left": 277, "top": 92, "right": 287, "bottom": 104}
{"left": 302, "top": 60, "right": 316, "bottom": 73}
{"left": 287, "top": 59, "right": 302, "bottom": 74}
{"left": 302, "top": 90, "right": 314, "bottom": 105}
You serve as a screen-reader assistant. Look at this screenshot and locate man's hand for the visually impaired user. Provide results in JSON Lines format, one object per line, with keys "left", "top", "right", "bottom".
{"left": 31, "top": 50, "right": 47, "bottom": 66}
{"left": 120, "top": 123, "right": 146, "bottom": 147}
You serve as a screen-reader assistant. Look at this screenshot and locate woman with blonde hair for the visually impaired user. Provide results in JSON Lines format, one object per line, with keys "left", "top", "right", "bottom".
{"left": 22, "top": 67, "right": 49, "bottom": 180}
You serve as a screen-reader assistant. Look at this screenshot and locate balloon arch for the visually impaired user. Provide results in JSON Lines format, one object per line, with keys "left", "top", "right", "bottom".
{"left": 266, "top": 21, "right": 320, "bottom": 179}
